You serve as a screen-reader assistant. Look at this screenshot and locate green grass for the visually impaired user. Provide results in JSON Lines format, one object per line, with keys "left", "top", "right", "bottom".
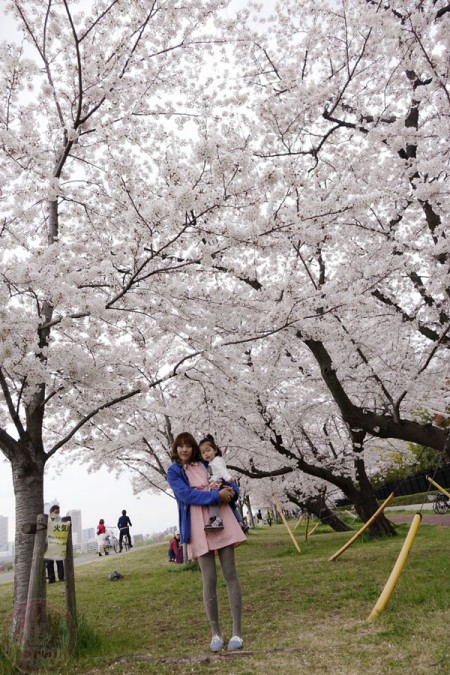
{"left": 0, "top": 523, "right": 449, "bottom": 674}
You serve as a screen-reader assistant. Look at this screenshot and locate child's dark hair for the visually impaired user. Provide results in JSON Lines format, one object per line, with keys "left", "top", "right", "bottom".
{"left": 170, "top": 432, "right": 201, "bottom": 463}
{"left": 199, "top": 433, "right": 222, "bottom": 457}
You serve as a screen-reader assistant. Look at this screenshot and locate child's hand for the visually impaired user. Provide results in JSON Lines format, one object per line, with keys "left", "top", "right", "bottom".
{"left": 210, "top": 481, "right": 222, "bottom": 490}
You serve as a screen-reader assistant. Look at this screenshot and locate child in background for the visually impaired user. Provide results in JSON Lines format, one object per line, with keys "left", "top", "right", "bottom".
{"left": 199, "top": 434, "right": 235, "bottom": 531}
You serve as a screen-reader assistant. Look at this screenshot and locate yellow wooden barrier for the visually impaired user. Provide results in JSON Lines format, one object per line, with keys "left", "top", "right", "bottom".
{"left": 368, "top": 513, "right": 422, "bottom": 621}
{"left": 293, "top": 514, "right": 305, "bottom": 531}
{"left": 272, "top": 495, "right": 301, "bottom": 553}
{"left": 328, "top": 493, "right": 395, "bottom": 562}
{"left": 427, "top": 476, "right": 450, "bottom": 499}
{"left": 304, "top": 516, "right": 310, "bottom": 541}
{"left": 308, "top": 521, "right": 320, "bottom": 537}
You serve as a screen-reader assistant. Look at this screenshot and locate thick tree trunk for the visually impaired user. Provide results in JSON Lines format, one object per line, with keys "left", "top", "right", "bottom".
{"left": 11, "top": 449, "right": 46, "bottom": 613}
{"left": 287, "top": 491, "right": 351, "bottom": 532}
{"left": 351, "top": 458, "right": 396, "bottom": 538}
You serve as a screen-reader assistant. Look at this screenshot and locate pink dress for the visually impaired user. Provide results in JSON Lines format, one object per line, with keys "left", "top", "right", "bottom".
{"left": 185, "top": 463, "right": 247, "bottom": 560}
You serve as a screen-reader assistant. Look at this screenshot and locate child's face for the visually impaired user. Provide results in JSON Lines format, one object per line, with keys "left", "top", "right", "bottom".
{"left": 200, "top": 443, "right": 216, "bottom": 463}
{"left": 177, "top": 443, "right": 193, "bottom": 464}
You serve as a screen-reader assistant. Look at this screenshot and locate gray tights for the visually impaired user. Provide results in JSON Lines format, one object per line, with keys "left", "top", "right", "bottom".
{"left": 198, "top": 545, "right": 242, "bottom": 638}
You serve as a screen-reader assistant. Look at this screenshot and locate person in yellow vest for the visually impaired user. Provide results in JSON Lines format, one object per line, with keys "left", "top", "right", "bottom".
{"left": 46, "top": 505, "right": 65, "bottom": 583}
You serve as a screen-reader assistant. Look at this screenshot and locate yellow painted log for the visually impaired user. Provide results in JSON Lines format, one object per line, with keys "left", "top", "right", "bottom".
{"left": 368, "top": 513, "right": 422, "bottom": 621}
{"left": 308, "top": 521, "right": 320, "bottom": 537}
{"left": 426, "top": 476, "right": 450, "bottom": 500}
{"left": 272, "top": 495, "right": 301, "bottom": 554}
{"left": 304, "top": 517, "right": 310, "bottom": 541}
{"left": 293, "top": 514, "right": 305, "bottom": 531}
{"left": 328, "top": 492, "right": 395, "bottom": 562}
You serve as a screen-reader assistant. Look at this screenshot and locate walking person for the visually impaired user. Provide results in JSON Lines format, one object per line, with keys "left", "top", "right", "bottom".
{"left": 45, "top": 504, "right": 65, "bottom": 583}
{"left": 96, "top": 518, "right": 109, "bottom": 556}
{"left": 117, "top": 509, "right": 133, "bottom": 551}
{"left": 167, "top": 432, "right": 246, "bottom": 652}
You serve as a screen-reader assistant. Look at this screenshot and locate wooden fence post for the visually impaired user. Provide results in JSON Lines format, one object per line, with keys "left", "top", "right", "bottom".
{"left": 22, "top": 513, "right": 47, "bottom": 656}
{"left": 62, "top": 516, "right": 77, "bottom": 622}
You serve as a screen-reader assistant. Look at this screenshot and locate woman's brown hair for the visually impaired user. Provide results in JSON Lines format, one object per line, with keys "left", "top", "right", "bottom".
{"left": 170, "top": 432, "right": 201, "bottom": 463}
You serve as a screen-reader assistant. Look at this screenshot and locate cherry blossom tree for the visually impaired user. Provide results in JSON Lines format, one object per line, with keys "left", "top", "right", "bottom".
{"left": 102, "top": 0, "right": 450, "bottom": 535}
{"left": 2, "top": 0, "right": 449, "bottom": 631}
{"left": 0, "top": 0, "right": 241, "bottom": 617}
{"left": 210, "top": 0, "right": 450, "bottom": 455}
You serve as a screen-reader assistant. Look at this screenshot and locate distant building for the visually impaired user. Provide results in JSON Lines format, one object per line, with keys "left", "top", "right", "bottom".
{"left": 66, "top": 509, "right": 82, "bottom": 546}
{"left": 83, "top": 528, "right": 95, "bottom": 542}
{"left": 0, "top": 516, "right": 8, "bottom": 552}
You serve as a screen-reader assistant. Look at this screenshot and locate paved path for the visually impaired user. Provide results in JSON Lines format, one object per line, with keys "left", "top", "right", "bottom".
{"left": 388, "top": 513, "right": 450, "bottom": 526}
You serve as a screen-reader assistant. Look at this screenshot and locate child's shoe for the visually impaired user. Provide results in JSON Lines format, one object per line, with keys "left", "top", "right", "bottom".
{"left": 204, "top": 516, "right": 224, "bottom": 530}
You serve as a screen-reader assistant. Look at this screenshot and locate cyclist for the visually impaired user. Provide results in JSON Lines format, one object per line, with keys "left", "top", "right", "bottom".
{"left": 117, "top": 509, "right": 133, "bottom": 552}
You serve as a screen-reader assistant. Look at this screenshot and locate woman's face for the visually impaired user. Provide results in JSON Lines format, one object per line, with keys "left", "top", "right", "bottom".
{"left": 177, "top": 442, "right": 193, "bottom": 465}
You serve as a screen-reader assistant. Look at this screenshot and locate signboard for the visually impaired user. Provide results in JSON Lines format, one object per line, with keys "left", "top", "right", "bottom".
{"left": 46, "top": 519, "right": 71, "bottom": 561}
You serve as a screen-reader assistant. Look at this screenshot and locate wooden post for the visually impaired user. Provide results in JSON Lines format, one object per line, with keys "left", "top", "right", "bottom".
{"left": 304, "top": 517, "right": 310, "bottom": 541}
{"left": 328, "top": 492, "right": 395, "bottom": 562}
{"left": 368, "top": 513, "right": 422, "bottom": 621}
{"left": 62, "top": 517, "right": 77, "bottom": 622}
{"left": 272, "top": 495, "right": 301, "bottom": 554}
{"left": 22, "top": 514, "right": 47, "bottom": 657}
{"left": 293, "top": 513, "right": 304, "bottom": 531}
{"left": 426, "top": 476, "right": 450, "bottom": 499}
{"left": 308, "top": 521, "right": 320, "bottom": 537}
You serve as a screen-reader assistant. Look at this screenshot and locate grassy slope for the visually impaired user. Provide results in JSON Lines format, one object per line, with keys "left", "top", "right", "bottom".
{"left": 0, "top": 522, "right": 449, "bottom": 674}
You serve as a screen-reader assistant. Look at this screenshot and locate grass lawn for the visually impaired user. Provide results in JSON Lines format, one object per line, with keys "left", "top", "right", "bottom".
{"left": 0, "top": 521, "right": 449, "bottom": 674}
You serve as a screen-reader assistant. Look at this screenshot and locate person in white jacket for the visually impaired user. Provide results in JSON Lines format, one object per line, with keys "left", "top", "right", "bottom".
{"left": 199, "top": 434, "right": 235, "bottom": 530}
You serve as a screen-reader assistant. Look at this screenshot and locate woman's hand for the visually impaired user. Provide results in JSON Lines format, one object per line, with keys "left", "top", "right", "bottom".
{"left": 219, "top": 486, "right": 235, "bottom": 503}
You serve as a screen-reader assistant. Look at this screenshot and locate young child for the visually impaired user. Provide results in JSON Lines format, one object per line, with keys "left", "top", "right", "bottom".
{"left": 199, "top": 434, "right": 235, "bottom": 531}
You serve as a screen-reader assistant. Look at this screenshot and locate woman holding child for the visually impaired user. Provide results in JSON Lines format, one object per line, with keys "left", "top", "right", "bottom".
{"left": 167, "top": 432, "right": 246, "bottom": 652}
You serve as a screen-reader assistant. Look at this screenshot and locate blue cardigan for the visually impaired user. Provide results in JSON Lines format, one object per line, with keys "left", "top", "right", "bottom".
{"left": 166, "top": 462, "right": 239, "bottom": 544}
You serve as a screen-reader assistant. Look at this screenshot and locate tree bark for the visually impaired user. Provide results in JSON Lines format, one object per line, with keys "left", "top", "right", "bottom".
{"left": 11, "top": 446, "right": 46, "bottom": 612}
{"left": 287, "top": 492, "right": 351, "bottom": 532}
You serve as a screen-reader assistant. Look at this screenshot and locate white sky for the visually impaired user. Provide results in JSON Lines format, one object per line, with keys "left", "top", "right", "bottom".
{"left": 0, "top": 457, "right": 178, "bottom": 542}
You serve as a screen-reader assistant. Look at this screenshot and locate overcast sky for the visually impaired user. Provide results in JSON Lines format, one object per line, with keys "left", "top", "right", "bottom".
{"left": 1, "top": 457, "right": 178, "bottom": 542}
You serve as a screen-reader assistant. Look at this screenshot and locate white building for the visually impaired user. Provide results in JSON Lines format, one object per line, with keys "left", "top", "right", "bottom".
{"left": 66, "top": 509, "right": 82, "bottom": 546}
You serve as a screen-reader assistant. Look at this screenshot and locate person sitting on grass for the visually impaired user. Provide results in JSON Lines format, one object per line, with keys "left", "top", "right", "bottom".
{"left": 168, "top": 532, "right": 181, "bottom": 562}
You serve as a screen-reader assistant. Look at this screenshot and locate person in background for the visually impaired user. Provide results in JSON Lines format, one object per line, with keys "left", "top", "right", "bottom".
{"left": 96, "top": 518, "right": 109, "bottom": 556}
{"left": 167, "top": 432, "right": 246, "bottom": 652}
{"left": 117, "top": 509, "right": 133, "bottom": 552}
{"left": 46, "top": 504, "right": 65, "bottom": 583}
{"left": 168, "top": 532, "right": 181, "bottom": 562}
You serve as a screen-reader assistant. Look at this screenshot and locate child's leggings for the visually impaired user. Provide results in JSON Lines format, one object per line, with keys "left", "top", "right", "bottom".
{"left": 198, "top": 545, "right": 242, "bottom": 638}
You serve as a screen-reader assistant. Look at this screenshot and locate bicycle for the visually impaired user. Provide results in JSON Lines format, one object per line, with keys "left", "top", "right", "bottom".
{"left": 104, "top": 530, "right": 120, "bottom": 554}
{"left": 119, "top": 527, "right": 132, "bottom": 552}
{"left": 429, "top": 493, "right": 450, "bottom": 514}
